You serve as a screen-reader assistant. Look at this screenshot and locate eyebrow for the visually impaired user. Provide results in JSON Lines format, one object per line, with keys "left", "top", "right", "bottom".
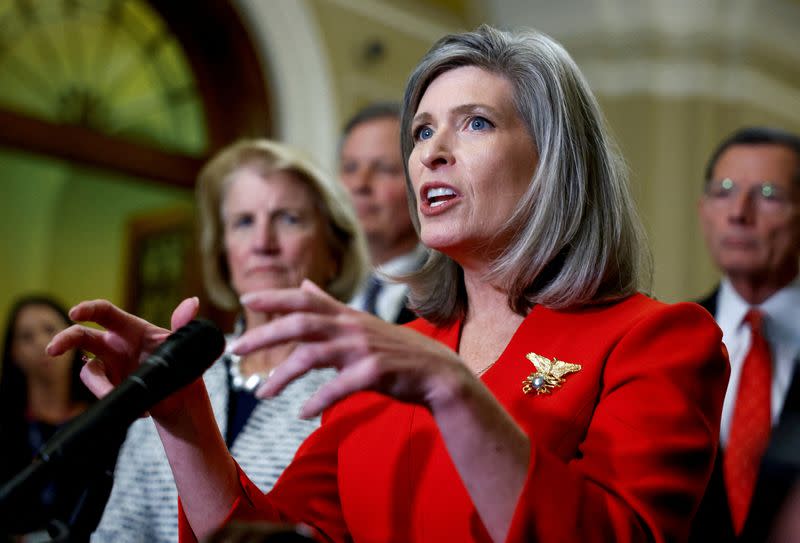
{"left": 412, "top": 103, "right": 504, "bottom": 126}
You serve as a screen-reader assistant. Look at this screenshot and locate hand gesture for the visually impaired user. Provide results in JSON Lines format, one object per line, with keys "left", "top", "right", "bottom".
{"left": 47, "top": 297, "right": 200, "bottom": 414}
{"left": 230, "top": 280, "right": 471, "bottom": 418}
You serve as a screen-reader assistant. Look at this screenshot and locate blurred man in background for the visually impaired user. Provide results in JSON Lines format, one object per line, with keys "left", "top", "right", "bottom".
{"left": 691, "top": 126, "right": 800, "bottom": 541}
{"left": 339, "top": 103, "right": 424, "bottom": 324}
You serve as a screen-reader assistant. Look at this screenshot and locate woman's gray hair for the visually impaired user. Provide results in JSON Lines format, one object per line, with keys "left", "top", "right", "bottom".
{"left": 197, "top": 139, "right": 368, "bottom": 309}
{"left": 400, "top": 25, "right": 651, "bottom": 325}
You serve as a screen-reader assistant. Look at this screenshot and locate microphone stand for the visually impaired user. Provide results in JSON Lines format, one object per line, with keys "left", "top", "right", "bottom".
{"left": 0, "top": 319, "right": 223, "bottom": 540}
{"left": 0, "top": 426, "right": 126, "bottom": 542}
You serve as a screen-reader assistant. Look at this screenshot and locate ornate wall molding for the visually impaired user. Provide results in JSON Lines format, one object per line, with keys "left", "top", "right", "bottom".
{"left": 488, "top": 0, "right": 800, "bottom": 119}
{"left": 234, "top": 0, "right": 339, "bottom": 172}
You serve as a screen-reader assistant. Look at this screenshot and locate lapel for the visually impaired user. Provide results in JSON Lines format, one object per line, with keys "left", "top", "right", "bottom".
{"left": 394, "top": 304, "right": 417, "bottom": 325}
{"left": 740, "top": 364, "right": 800, "bottom": 541}
{"left": 778, "top": 361, "right": 800, "bottom": 418}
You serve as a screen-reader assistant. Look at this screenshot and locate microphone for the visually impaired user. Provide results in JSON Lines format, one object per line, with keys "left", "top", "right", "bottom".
{"left": 0, "top": 318, "right": 225, "bottom": 520}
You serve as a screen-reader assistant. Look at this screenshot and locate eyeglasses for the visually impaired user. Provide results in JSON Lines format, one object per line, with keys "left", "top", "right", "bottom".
{"left": 703, "top": 177, "right": 796, "bottom": 208}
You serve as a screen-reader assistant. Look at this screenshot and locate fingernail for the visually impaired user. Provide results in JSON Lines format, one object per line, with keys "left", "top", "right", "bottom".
{"left": 255, "top": 369, "right": 278, "bottom": 395}
{"left": 255, "top": 381, "right": 272, "bottom": 399}
{"left": 239, "top": 292, "right": 255, "bottom": 303}
{"left": 296, "top": 524, "right": 315, "bottom": 538}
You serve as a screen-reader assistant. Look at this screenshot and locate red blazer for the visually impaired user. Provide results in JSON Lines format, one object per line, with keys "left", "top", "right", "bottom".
{"left": 180, "top": 294, "right": 728, "bottom": 543}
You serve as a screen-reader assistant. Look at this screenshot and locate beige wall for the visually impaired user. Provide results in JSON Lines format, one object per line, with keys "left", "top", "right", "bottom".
{"left": 0, "top": 148, "right": 192, "bottom": 338}
{"left": 605, "top": 96, "right": 800, "bottom": 302}
{"left": 307, "top": 0, "right": 473, "bottom": 133}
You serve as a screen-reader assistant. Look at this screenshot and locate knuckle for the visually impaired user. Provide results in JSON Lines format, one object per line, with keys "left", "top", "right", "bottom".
{"left": 299, "top": 290, "right": 315, "bottom": 308}
{"left": 361, "top": 356, "right": 383, "bottom": 379}
{"left": 291, "top": 311, "right": 310, "bottom": 326}
{"left": 350, "top": 334, "right": 372, "bottom": 355}
{"left": 295, "top": 344, "right": 321, "bottom": 369}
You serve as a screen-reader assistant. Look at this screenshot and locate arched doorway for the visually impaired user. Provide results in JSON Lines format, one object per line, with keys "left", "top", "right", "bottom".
{"left": 0, "top": 0, "right": 271, "bottom": 329}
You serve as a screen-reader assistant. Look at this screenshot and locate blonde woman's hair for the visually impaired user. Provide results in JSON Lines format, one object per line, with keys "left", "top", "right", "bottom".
{"left": 196, "top": 139, "right": 368, "bottom": 309}
{"left": 400, "top": 25, "right": 651, "bottom": 325}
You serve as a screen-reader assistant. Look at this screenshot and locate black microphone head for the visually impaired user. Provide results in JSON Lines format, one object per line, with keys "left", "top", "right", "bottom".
{"left": 140, "top": 319, "right": 226, "bottom": 395}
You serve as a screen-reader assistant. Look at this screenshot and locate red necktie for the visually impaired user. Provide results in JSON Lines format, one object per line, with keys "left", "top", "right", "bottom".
{"left": 723, "top": 308, "right": 772, "bottom": 534}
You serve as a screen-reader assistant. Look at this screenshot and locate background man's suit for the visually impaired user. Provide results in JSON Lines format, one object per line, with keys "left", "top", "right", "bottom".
{"left": 690, "top": 289, "right": 800, "bottom": 542}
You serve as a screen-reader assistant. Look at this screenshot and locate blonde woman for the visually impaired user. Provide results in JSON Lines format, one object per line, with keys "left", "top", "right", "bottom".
{"left": 90, "top": 140, "right": 367, "bottom": 543}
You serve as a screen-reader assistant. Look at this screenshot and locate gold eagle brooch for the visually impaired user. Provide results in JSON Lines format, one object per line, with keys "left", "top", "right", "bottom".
{"left": 522, "top": 353, "right": 581, "bottom": 395}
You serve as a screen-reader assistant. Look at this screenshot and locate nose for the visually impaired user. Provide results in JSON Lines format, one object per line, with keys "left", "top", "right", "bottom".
{"left": 419, "top": 130, "right": 455, "bottom": 170}
{"left": 728, "top": 187, "right": 757, "bottom": 224}
{"left": 251, "top": 217, "right": 278, "bottom": 254}
{"left": 345, "top": 166, "right": 372, "bottom": 195}
{"left": 33, "top": 331, "right": 53, "bottom": 354}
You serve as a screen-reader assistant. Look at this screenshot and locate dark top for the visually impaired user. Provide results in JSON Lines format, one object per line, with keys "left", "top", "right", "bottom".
{"left": 0, "top": 414, "right": 123, "bottom": 541}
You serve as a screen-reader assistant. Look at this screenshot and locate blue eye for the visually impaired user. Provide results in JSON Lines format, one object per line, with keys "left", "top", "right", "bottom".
{"left": 277, "top": 212, "right": 301, "bottom": 225}
{"left": 416, "top": 126, "right": 433, "bottom": 141}
{"left": 232, "top": 215, "right": 254, "bottom": 228}
{"left": 469, "top": 117, "right": 490, "bottom": 131}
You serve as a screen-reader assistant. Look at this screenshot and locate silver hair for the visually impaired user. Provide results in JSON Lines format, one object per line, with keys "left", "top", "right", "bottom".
{"left": 399, "top": 25, "right": 651, "bottom": 325}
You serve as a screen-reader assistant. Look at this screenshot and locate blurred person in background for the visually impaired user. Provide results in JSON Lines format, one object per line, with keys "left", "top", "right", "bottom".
{"left": 691, "top": 126, "right": 800, "bottom": 542}
{"left": 339, "top": 103, "right": 424, "bottom": 324}
{"left": 90, "top": 139, "right": 367, "bottom": 543}
{"left": 0, "top": 295, "right": 103, "bottom": 540}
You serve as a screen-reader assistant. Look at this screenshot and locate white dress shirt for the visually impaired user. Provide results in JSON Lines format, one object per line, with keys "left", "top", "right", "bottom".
{"left": 716, "top": 275, "right": 800, "bottom": 446}
{"left": 349, "top": 245, "right": 427, "bottom": 323}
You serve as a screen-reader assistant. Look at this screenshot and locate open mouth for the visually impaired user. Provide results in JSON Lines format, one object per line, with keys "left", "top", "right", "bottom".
{"left": 426, "top": 187, "right": 457, "bottom": 208}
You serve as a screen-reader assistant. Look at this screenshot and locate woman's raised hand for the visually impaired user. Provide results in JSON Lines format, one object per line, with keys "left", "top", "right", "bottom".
{"left": 46, "top": 297, "right": 199, "bottom": 402}
{"left": 230, "top": 280, "right": 470, "bottom": 418}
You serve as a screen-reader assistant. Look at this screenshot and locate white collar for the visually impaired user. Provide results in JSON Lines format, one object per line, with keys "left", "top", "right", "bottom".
{"left": 718, "top": 274, "right": 800, "bottom": 339}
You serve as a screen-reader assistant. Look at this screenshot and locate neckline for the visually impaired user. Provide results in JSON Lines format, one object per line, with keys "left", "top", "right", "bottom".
{"left": 450, "top": 305, "right": 539, "bottom": 379}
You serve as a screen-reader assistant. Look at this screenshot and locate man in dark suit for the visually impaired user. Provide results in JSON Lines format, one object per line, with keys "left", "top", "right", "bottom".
{"left": 691, "top": 126, "right": 800, "bottom": 542}
{"left": 339, "top": 103, "right": 424, "bottom": 324}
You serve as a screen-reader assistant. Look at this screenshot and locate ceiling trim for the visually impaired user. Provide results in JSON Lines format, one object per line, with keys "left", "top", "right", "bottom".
{"left": 581, "top": 58, "right": 800, "bottom": 124}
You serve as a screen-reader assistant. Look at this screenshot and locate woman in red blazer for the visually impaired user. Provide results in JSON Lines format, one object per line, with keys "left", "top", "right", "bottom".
{"left": 49, "top": 25, "right": 728, "bottom": 543}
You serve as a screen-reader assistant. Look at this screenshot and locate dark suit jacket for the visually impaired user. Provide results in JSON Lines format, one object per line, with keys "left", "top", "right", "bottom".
{"left": 690, "top": 288, "right": 800, "bottom": 543}
{"left": 394, "top": 304, "right": 416, "bottom": 325}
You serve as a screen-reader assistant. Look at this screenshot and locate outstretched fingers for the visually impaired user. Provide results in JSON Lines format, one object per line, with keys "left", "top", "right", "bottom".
{"left": 47, "top": 324, "right": 109, "bottom": 359}
{"left": 80, "top": 357, "right": 116, "bottom": 399}
{"left": 240, "top": 281, "right": 344, "bottom": 317}
{"left": 255, "top": 336, "right": 357, "bottom": 399}
{"left": 298, "top": 361, "right": 383, "bottom": 418}
{"left": 230, "top": 312, "right": 343, "bottom": 355}
{"left": 67, "top": 299, "right": 146, "bottom": 331}
{"left": 171, "top": 297, "right": 200, "bottom": 331}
